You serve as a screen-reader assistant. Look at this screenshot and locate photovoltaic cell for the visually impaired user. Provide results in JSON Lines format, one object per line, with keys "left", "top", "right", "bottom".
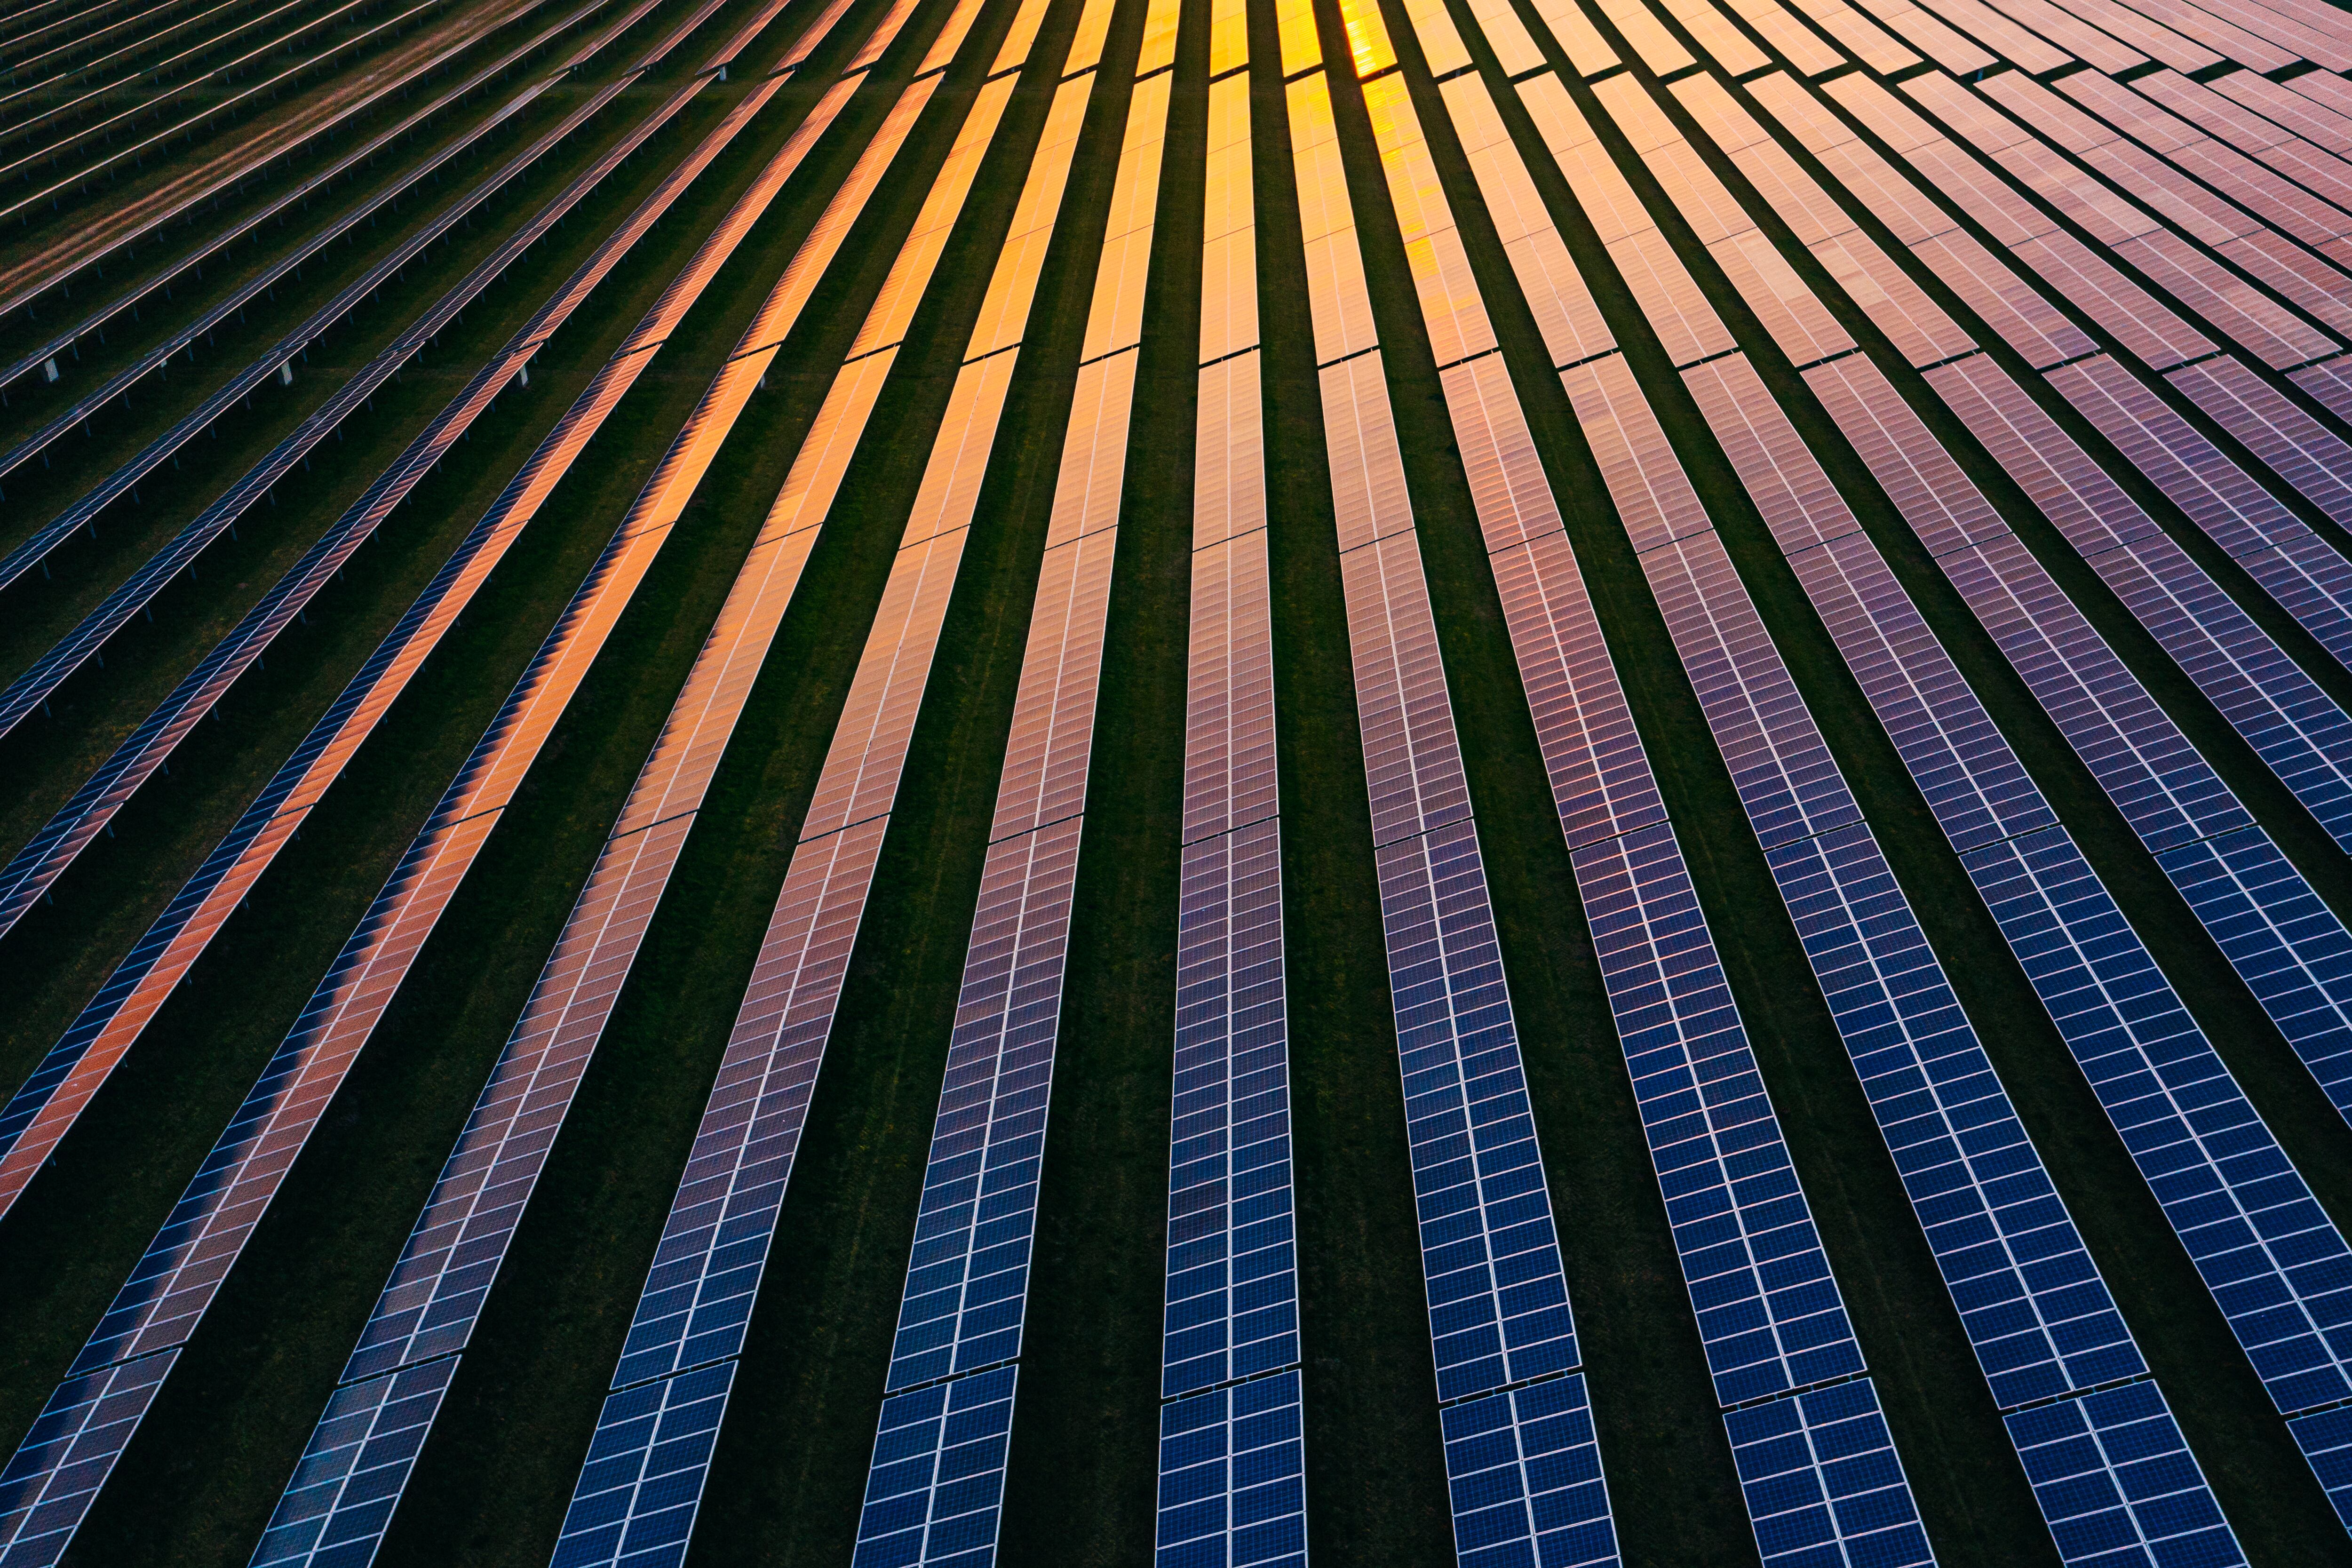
{"left": 842, "top": 24, "right": 1169, "bottom": 1565}
{"left": 0, "top": 7, "right": 894, "bottom": 1555}
{"left": 1439, "top": 1376, "right": 1614, "bottom": 1568}
{"left": 2050, "top": 354, "right": 2352, "bottom": 669}
{"left": 1926, "top": 352, "right": 2352, "bottom": 856}
{"left": 854, "top": 1367, "right": 1018, "bottom": 1568}
{"left": 1359, "top": 31, "right": 1923, "bottom": 1565}
{"left": 0, "top": 0, "right": 933, "bottom": 1237}
{"left": 1478, "top": 32, "right": 2247, "bottom": 1559}
{"left": 1291, "top": 46, "right": 1615, "bottom": 1561}
{"left": 1157, "top": 1375, "right": 1309, "bottom": 1568}
{"left": 243, "top": 19, "right": 958, "bottom": 1561}
{"left": 543, "top": 20, "right": 1065, "bottom": 1566}
{"left": 1722, "top": 1382, "right": 1934, "bottom": 1568}
{"left": 1158, "top": 50, "right": 1308, "bottom": 1567}
{"left": 1801, "top": 354, "right": 2352, "bottom": 1125}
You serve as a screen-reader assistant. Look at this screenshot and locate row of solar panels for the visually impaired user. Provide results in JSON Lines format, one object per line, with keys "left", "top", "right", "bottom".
{"left": 12, "top": 0, "right": 2352, "bottom": 1557}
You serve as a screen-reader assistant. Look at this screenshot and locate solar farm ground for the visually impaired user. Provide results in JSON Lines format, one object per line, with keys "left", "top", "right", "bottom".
{"left": 5, "top": 0, "right": 2352, "bottom": 1560}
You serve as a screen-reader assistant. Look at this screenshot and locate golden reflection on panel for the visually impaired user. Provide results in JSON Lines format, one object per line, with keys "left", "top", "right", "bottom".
{"left": 853, "top": 76, "right": 1021, "bottom": 357}
{"left": 1065, "top": 0, "right": 1122, "bottom": 73}
{"left": 1287, "top": 73, "right": 1379, "bottom": 361}
{"left": 1200, "top": 75, "right": 1258, "bottom": 361}
{"left": 1276, "top": 0, "right": 1321, "bottom": 72}
{"left": 1138, "top": 0, "right": 1184, "bottom": 73}
{"left": 1594, "top": 0, "right": 1694, "bottom": 69}
{"left": 1050, "top": 351, "right": 1141, "bottom": 549}
{"left": 1194, "top": 354, "right": 1269, "bottom": 551}
{"left": 1399, "top": 0, "right": 1472, "bottom": 72}
{"left": 1335, "top": 0, "right": 1398, "bottom": 74}
{"left": 1319, "top": 352, "right": 1415, "bottom": 553}
{"left": 991, "top": 0, "right": 1058, "bottom": 74}
{"left": 1565, "top": 352, "right": 1715, "bottom": 555}
{"left": 1526, "top": 0, "right": 1619, "bottom": 72}
{"left": 1362, "top": 75, "right": 1498, "bottom": 366}
{"left": 1716, "top": 0, "right": 1840, "bottom": 69}
{"left": 1211, "top": 0, "right": 1249, "bottom": 74}
{"left": 1655, "top": 0, "right": 1769, "bottom": 72}
{"left": 915, "top": 0, "right": 995, "bottom": 74}
{"left": 908, "top": 355, "right": 1025, "bottom": 553}
{"left": 1788, "top": 0, "right": 1920, "bottom": 70}
{"left": 842, "top": 0, "right": 922, "bottom": 70}
{"left": 1516, "top": 73, "right": 1735, "bottom": 366}
{"left": 968, "top": 75, "right": 1097, "bottom": 359}
{"left": 1440, "top": 74, "right": 1613, "bottom": 365}
{"left": 761, "top": 349, "right": 901, "bottom": 547}
{"left": 1462, "top": 0, "right": 1545, "bottom": 72}
{"left": 738, "top": 80, "right": 942, "bottom": 369}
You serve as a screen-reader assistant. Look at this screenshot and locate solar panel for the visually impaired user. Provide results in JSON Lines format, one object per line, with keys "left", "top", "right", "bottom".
{"left": 1157, "top": 51, "right": 1308, "bottom": 1568}
{"left": 1926, "top": 353, "right": 2352, "bottom": 855}
{"left": 2168, "top": 357, "right": 2352, "bottom": 533}
{"left": 1721, "top": 1381, "right": 1934, "bottom": 1568}
{"left": 1287, "top": 55, "right": 1618, "bottom": 1562}
{"left": 0, "top": 52, "right": 723, "bottom": 749}
{"left": 0, "top": 36, "right": 938, "bottom": 1239}
{"left": 1352, "top": 34, "right": 1929, "bottom": 1563}
{"left": 0, "top": 0, "right": 938, "bottom": 1514}
{"left": 841, "top": 29, "right": 1177, "bottom": 1564}
{"left": 853, "top": 1366, "right": 1019, "bottom": 1567}
{"left": 541, "top": 32, "right": 1087, "bottom": 1566}
{"left": 1454, "top": 40, "right": 2255, "bottom": 1553}
{"left": 1157, "top": 1374, "right": 1309, "bottom": 1568}
{"left": 2006, "top": 1379, "right": 2241, "bottom": 1563}
{"left": 1800, "top": 354, "right": 2352, "bottom": 1124}
{"left": 2052, "top": 354, "right": 2352, "bottom": 668}
{"left": 209, "top": 32, "right": 992, "bottom": 1568}
{"left": 1440, "top": 1375, "right": 1614, "bottom": 1568}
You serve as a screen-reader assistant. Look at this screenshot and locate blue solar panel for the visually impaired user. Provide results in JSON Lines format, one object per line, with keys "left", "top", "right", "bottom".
{"left": 1573, "top": 819, "right": 1864, "bottom": 1408}
{"left": 1927, "top": 341, "right": 2352, "bottom": 862}
{"left": 1963, "top": 825, "right": 2352, "bottom": 1418}
{"left": 251, "top": 1360, "right": 460, "bottom": 1568}
{"left": 550, "top": 1363, "right": 736, "bottom": 1568}
{"left": 1549, "top": 298, "right": 2238, "bottom": 1554}
{"left": 1165, "top": 821, "right": 1299, "bottom": 1402}
{"left": 1156, "top": 1374, "right": 1309, "bottom": 1568}
{"left": 1767, "top": 823, "right": 2145, "bottom": 1407}
{"left": 1378, "top": 821, "right": 1584, "bottom": 1403}
{"left": 2288, "top": 1405, "right": 2352, "bottom": 1532}
{"left": 1441, "top": 1375, "right": 1616, "bottom": 1568}
{"left": 1722, "top": 1380, "right": 1934, "bottom": 1568}
{"left": 853, "top": 1366, "right": 1018, "bottom": 1568}
{"left": 1799, "top": 355, "right": 2352, "bottom": 1136}
{"left": 0, "top": 1349, "right": 178, "bottom": 1566}
{"left": 885, "top": 818, "right": 1081, "bottom": 1393}
{"left": 2155, "top": 828, "right": 2352, "bottom": 1116}
{"left": 2007, "top": 1382, "right": 2240, "bottom": 1568}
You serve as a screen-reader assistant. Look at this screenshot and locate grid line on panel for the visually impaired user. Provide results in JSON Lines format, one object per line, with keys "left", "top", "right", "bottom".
{"left": 1296, "top": 40, "right": 1624, "bottom": 1563}
{"left": 1450, "top": 17, "right": 2248, "bottom": 1563}
{"left": 0, "top": 0, "right": 934, "bottom": 1238}
{"left": 850, "top": 18, "right": 1185, "bottom": 1565}
{"left": 1738, "top": 52, "right": 2352, "bottom": 866}
{"left": 1157, "top": 41, "right": 1310, "bottom": 1566}
{"left": 541, "top": 11, "right": 1092, "bottom": 1565}
{"left": 1651, "top": 74, "right": 2352, "bottom": 1143}
{"left": 1565, "top": 60, "right": 2265, "bottom": 1557}
{"left": 0, "top": 0, "right": 921, "bottom": 1550}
